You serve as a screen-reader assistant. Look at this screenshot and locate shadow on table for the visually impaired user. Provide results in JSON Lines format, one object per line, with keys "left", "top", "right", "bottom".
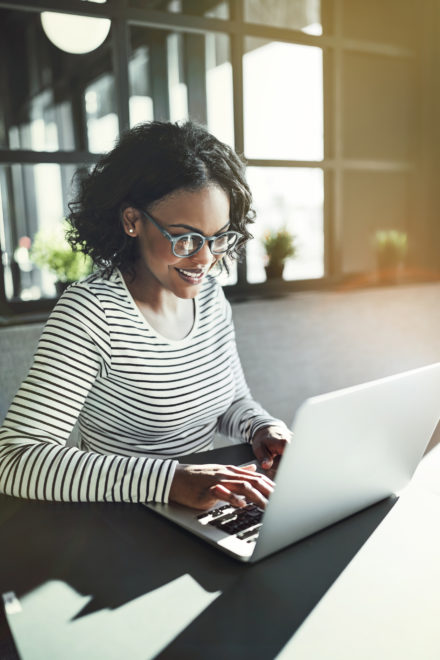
{"left": 0, "top": 445, "right": 397, "bottom": 659}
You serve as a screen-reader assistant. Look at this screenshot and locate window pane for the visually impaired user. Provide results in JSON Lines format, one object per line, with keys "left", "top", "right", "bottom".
{"left": 0, "top": 8, "right": 80, "bottom": 151}
{"left": 342, "top": 171, "right": 409, "bottom": 274}
{"left": 0, "top": 163, "right": 86, "bottom": 301}
{"left": 129, "top": 45, "right": 154, "bottom": 126}
{"left": 0, "top": 7, "right": 114, "bottom": 152}
{"left": 244, "top": 39, "right": 323, "bottom": 160}
{"left": 342, "top": 52, "right": 417, "bottom": 161}
{"left": 129, "top": 28, "right": 234, "bottom": 146}
{"left": 85, "top": 73, "right": 119, "bottom": 154}
{"left": 205, "top": 33, "right": 234, "bottom": 146}
{"left": 246, "top": 167, "right": 324, "bottom": 282}
{"left": 244, "top": 0, "right": 322, "bottom": 34}
{"left": 342, "top": 0, "right": 419, "bottom": 49}
{"left": 129, "top": 0, "right": 229, "bottom": 19}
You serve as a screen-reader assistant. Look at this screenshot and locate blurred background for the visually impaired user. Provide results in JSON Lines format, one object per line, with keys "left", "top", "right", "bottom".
{"left": 0, "top": 0, "right": 438, "bottom": 320}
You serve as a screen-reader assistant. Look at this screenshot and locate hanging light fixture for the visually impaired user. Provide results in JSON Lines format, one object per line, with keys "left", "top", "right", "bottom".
{"left": 40, "top": 1, "right": 111, "bottom": 55}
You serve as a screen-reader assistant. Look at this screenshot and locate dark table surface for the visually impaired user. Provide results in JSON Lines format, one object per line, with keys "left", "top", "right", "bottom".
{"left": 0, "top": 444, "right": 396, "bottom": 659}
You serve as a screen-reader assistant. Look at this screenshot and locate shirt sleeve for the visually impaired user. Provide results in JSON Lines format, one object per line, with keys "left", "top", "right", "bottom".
{"left": 216, "top": 287, "right": 289, "bottom": 444}
{"left": 0, "top": 283, "right": 177, "bottom": 504}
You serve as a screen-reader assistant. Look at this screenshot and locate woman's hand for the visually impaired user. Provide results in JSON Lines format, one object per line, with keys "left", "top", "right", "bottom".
{"left": 169, "top": 463, "right": 275, "bottom": 510}
{"left": 251, "top": 425, "right": 292, "bottom": 475}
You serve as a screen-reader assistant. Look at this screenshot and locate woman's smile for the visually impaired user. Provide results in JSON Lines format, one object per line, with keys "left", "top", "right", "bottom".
{"left": 174, "top": 266, "right": 209, "bottom": 285}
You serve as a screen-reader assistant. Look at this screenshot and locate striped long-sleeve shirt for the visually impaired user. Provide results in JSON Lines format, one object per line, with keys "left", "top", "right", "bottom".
{"left": 0, "top": 269, "right": 282, "bottom": 504}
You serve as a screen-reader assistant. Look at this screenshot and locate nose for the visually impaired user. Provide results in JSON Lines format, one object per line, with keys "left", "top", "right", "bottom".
{"left": 191, "top": 241, "right": 215, "bottom": 267}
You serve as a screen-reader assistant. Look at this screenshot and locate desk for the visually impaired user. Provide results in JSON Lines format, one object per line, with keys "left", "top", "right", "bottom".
{"left": 1, "top": 443, "right": 440, "bottom": 660}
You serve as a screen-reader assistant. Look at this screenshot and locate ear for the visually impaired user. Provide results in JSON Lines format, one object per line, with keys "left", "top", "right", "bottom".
{"left": 121, "top": 206, "right": 141, "bottom": 237}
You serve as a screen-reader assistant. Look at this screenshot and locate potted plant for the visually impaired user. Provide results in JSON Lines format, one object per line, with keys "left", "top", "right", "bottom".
{"left": 373, "top": 229, "right": 408, "bottom": 282}
{"left": 31, "top": 220, "right": 92, "bottom": 295}
{"left": 262, "top": 227, "right": 296, "bottom": 280}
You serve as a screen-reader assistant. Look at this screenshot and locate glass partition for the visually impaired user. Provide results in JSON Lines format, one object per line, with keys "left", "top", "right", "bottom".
{"left": 129, "top": 0, "right": 229, "bottom": 19}
{"left": 0, "top": 7, "right": 113, "bottom": 153}
{"left": 246, "top": 167, "right": 324, "bottom": 282}
{"left": 85, "top": 73, "right": 119, "bottom": 154}
{"left": 129, "top": 27, "right": 234, "bottom": 146}
{"left": 0, "top": 163, "right": 84, "bottom": 301}
{"left": 342, "top": 0, "right": 416, "bottom": 48}
{"left": 244, "top": 0, "right": 322, "bottom": 34}
{"left": 243, "top": 38, "right": 323, "bottom": 160}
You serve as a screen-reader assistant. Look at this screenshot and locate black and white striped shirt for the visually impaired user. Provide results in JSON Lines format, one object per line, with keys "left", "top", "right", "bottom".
{"left": 0, "top": 270, "right": 280, "bottom": 504}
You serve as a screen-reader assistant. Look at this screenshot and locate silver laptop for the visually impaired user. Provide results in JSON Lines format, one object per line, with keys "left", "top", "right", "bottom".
{"left": 144, "top": 363, "right": 440, "bottom": 563}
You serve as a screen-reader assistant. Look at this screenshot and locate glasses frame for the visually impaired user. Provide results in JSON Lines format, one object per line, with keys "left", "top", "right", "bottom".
{"left": 140, "top": 209, "right": 242, "bottom": 258}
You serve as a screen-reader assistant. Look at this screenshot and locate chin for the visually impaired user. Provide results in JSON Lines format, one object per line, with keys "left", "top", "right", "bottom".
{"left": 174, "top": 283, "right": 203, "bottom": 299}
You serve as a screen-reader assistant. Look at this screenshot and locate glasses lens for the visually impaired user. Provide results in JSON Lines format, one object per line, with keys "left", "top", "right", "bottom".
{"left": 212, "top": 232, "right": 239, "bottom": 254}
{"left": 174, "top": 234, "right": 204, "bottom": 256}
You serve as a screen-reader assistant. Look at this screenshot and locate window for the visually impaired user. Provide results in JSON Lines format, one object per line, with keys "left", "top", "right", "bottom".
{"left": 0, "top": 0, "right": 435, "bottom": 317}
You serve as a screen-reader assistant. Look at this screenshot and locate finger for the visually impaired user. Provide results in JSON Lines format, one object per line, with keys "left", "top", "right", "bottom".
{"left": 261, "top": 456, "right": 281, "bottom": 480}
{"left": 254, "top": 435, "right": 290, "bottom": 469}
{"left": 209, "top": 483, "right": 246, "bottom": 508}
{"left": 226, "top": 480, "right": 269, "bottom": 509}
{"left": 261, "top": 455, "right": 273, "bottom": 470}
{"left": 239, "top": 463, "right": 257, "bottom": 472}
{"left": 252, "top": 445, "right": 274, "bottom": 470}
{"left": 220, "top": 478, "right": 272, "bottom": 505}
{"left": 230, "top": 464, "right": 275, "bottom": 487}
{"left": 224, "top": 469, "right": 275, "bottom": 495}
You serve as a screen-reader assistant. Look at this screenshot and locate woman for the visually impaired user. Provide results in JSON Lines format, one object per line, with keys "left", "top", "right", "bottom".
{"left": 0, "top": 121, "right": 290, "bottom": 510}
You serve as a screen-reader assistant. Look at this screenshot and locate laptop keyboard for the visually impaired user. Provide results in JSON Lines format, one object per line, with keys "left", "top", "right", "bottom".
{"left": 196, "top": 503, "right": 263, "bottom": 542}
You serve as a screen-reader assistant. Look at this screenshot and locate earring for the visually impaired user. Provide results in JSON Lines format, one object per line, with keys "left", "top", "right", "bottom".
{"left": 129, "top": 228, "right": 134, "bottom": 233}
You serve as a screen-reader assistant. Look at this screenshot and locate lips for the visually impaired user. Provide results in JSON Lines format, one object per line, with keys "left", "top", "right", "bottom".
{"left": 175, "top": 267, "right": 207, "bottom": 285}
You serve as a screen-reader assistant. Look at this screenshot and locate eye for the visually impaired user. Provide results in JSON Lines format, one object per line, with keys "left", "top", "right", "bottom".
{"left": 174, "top": 234, "right": 202, "bottom": 256}
{"left": 212, "top": 236, "right": 227, "bottom": 250}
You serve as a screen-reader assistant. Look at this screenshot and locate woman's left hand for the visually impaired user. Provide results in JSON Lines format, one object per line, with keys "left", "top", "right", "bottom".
{"left": 251, "top": 425, "right": 292, "bottom": 474}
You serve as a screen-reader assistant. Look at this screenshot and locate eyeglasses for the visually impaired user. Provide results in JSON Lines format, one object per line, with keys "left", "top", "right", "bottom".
{"left": 140, "top": 209, "right": 242, "bottom": 258}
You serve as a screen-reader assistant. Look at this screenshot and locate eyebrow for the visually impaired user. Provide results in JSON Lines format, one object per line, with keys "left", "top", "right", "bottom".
{"left": 168, "top": 221, "right": 230, "bottom": 235}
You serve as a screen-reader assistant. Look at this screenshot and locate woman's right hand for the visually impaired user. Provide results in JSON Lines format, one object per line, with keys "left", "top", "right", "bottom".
{"left": 169, "top": 463, "right": 275, "bottom": 511}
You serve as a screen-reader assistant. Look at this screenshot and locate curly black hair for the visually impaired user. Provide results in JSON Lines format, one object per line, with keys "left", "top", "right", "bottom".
{"left": 67, "top": 121, "right": 255, "bottom": 278}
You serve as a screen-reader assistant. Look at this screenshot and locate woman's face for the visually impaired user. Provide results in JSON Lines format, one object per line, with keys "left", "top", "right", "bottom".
{"left": 123, "top": 184, "right": 231, "bottom": 299}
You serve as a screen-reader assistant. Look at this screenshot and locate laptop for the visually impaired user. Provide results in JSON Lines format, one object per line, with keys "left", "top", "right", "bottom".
{"left": 144, "top": 363, "right": 440, "bottom": 563}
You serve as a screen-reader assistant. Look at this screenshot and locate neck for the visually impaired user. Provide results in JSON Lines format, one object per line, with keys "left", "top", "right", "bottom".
{"left": 122, "top": 263, "right": 185, "bottom": 317}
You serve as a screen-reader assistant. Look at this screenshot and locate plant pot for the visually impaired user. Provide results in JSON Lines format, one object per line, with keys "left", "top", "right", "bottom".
{"left": 265, "top": 262, "right": 284, "bottom": 280}
{"left": 376, "top": 254, "right": 405, "bottom": 284}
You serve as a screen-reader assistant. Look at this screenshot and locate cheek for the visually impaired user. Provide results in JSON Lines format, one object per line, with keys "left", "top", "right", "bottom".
{"left": 140, "top": 235, "right": 174, "bottom": 265}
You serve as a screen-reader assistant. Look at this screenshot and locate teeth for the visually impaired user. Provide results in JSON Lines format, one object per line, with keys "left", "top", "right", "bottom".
{"left": 178, "top": 269, "right": 204, "bottom": 278}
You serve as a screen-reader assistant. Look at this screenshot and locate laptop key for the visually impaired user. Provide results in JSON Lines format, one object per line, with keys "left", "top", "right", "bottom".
{"left": 237, "top": 524, "right": 262, "bottom": 540}
{"left": 197, "top": 505, "right": 232, "bottom": 521}
{"left": 209, "top": 504, "right": 264, "bottom": 534}
{"left": 211, "top": 505, "right": 232, "bottom": 518}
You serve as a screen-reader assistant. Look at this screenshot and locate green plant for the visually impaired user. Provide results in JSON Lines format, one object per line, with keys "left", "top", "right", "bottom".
{"left": 31, "top": 221, "right": 92, "bottom": 283}
{"left": 373, "top": 230, "right": 408, "bottom": 267}
{"left": 262, "top": 227, "right": 296, "bottom": 266}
